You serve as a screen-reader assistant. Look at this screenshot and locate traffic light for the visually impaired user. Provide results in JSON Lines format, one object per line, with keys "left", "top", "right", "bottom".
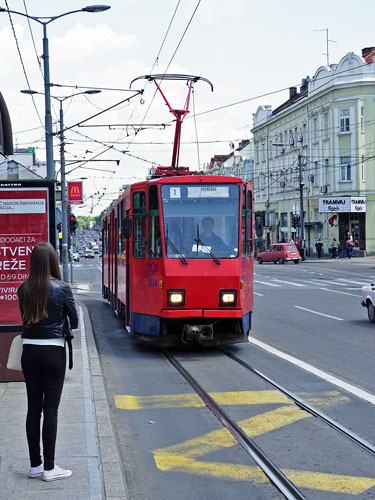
{"left": 69, "top": 214, "right": 77, "bottom": 233}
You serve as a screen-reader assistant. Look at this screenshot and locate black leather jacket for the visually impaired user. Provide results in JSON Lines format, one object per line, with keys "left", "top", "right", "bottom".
{"left": 18, "top": 278, "right": 78, "bottom": 339}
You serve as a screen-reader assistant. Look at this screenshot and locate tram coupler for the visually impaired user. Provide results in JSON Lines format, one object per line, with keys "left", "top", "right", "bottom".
{"left": 182, "top": 324, "right": 214, "bottom": 344}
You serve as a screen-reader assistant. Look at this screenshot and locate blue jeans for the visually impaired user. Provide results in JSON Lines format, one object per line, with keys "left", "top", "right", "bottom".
{"left": 347, "top": 245, "right": 353, "bottom": 258}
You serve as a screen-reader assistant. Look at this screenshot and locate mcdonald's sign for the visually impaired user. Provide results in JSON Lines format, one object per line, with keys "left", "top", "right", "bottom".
{"left": 67, "top": 181, "right": 83, "bottom": 204}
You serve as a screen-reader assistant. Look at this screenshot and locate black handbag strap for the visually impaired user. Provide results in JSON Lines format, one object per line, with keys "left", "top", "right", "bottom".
{"left": 66, "top": 336, "right": 73, "bottom": 370}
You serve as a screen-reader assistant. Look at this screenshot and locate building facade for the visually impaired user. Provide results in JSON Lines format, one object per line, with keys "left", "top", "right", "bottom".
{"left": 251, "top": 50, "right": 375, "bottom": 255}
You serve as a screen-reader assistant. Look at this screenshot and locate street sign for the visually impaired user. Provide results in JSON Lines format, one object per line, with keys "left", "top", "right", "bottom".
{"left": 67, "top": 181, "right": 83, "bottom": 204}
{"left": 27, "top": 146, "right": 35, "bottom": 154}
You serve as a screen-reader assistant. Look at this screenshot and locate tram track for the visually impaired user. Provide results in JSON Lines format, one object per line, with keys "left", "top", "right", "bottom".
{"left": 163, "top": 346, "right": 375, "bottom": 499}
{"left": 220, "top": 347, "right": 375, "bottom": 458}
{"left": 162, "top": 348, "right": 307, "bottom": 500}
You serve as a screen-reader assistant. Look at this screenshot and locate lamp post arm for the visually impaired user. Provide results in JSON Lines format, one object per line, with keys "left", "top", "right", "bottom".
{"left": 0, "top": 7, "right": 85, "bottom": 24}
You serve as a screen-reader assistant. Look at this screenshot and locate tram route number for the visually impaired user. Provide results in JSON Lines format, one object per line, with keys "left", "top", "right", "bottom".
{"left": 0, "top": 286, "right": 18, "bottom": 301}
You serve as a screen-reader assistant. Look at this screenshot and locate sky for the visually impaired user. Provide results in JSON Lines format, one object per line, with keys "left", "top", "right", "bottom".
{"left": 1, "top": 0, "right": 374, "bottom": 216}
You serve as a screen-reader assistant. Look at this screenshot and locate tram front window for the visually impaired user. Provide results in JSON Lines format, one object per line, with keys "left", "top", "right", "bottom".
{"left": 161, "top": 184, "right": 240, "bottom": 259}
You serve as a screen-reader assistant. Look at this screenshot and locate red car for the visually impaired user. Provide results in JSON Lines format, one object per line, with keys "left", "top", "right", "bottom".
{"left": 257, "top": 243, "right": 301, "bottom": 264}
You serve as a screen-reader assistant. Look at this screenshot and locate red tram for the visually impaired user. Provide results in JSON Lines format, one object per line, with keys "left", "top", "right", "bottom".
{"left": 101, "top": 75, "right": 253, "bottom": 345}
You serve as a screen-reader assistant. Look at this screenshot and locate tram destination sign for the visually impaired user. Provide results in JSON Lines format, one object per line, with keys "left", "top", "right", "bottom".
{"left": 319, "top": 196, "right": 366, "bottom": 213}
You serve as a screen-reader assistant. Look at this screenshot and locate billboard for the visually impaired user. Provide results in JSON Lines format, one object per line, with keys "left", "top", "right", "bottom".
{"left": 0, "top": 184, "right": 51, "bottom": 326}
{"left": 67, "top": 181, "right": 83, "bottom": 204}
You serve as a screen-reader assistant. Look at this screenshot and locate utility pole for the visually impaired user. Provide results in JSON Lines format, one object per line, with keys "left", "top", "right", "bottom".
{"left": 298, "top": 137, "right": 305, "bottom": 241}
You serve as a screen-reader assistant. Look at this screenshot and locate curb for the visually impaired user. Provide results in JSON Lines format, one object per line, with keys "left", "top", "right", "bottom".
{"left": 78, "top": 299, "right": 130, "bottom": 500}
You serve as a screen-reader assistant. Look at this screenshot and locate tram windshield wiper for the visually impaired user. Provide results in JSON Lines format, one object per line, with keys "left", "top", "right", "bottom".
{"left": 194, "top": 225, "right": 221, "bottom": 265}
{"left": 165, "top": 234, "right": 188, "bottom": 265}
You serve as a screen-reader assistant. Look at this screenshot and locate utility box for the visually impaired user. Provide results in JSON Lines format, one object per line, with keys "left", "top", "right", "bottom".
{"left": 0, "top": 179, "right": 55, "bottom": 381}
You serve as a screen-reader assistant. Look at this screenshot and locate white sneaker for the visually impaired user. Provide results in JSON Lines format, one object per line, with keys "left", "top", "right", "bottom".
{"left": 42, "top": 465, "right": 72, "bottom": 481}
{"left": 29, "top": 463, "right": 43, "bottom": 478}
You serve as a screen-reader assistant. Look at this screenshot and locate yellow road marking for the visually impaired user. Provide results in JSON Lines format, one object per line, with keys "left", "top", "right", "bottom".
{"left": 114, "top": 390, "right": 348, "bottom": 410}
{"left": 153, "top": 455, "right": 375, "bottom": 494}
{"left": 154, "top": 407, "right": 310, "bottom": 459}
{"left": 116, "top": 390, "right": 372, "bottom": 493}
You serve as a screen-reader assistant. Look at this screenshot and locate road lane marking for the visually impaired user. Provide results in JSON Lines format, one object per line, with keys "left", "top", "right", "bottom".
{"left": 152, "top": 405, "right": 374, "bottom": 493}
{"left": 294, "top": 305, "right": 344, "bottom": 321}
{"left": 114, "top": 390, "right": 347, "bottom": 410}
{"left": 320, "top": 288, "right": 361, "bottom": 298}
{"left": 271, "top": 279, "right": 305, "bottom": 287}
{"left": 337, "top": 278, "right": 370, "bottom": 285}
{"left": 308, "top": 279, "right": 347, "bottom": 287}
{"left": 254, "top": 280, "right": 281, "bottom": 287}
{"left": 249, "top": 338, "right": 375, "bottom": 405}
{"left": 254, "top": 292, "right": 264, "bottom": 297}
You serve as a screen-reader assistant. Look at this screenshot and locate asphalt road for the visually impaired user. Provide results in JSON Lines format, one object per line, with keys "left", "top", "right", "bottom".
{"left": 72, "top": 257, "right": 375, "bottom": 499}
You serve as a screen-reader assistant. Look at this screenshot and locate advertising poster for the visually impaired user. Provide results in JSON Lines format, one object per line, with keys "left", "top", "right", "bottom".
{"left": 0, "top": 187, "right": 49, "bottom": 326}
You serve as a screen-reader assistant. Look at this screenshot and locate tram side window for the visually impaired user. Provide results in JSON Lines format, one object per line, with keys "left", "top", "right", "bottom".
{"left": 241, "top": 186, "right": 246, "bottom": 257}
{"left": 148, "top": 185, "right": 162, "bottom": 258}
{"left": 119, "top": 200, "right": 126, "bottom": 255}
{"left": 133, "top": 191, "right": 146, "bottom": 258}
{"left": 241, "top": 187, "right": 253, "bottom": 257}
{"left": 103, "top": 220, "right": 108, "bottom": 254}
{"left": 247, "top": 190, "right": 253, "bottom": 256}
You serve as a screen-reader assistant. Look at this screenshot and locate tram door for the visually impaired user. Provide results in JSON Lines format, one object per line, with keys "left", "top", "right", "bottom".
{"left": 114, "top": 214, "right": 118, "bottom": 312}
{"left": 125, "top": 208, "right": 130, "bottom": 325}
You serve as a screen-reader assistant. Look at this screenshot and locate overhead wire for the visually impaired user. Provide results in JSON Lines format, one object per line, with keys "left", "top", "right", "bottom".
{"left": 4, "top": 0, "right": 44, "bottom": 128}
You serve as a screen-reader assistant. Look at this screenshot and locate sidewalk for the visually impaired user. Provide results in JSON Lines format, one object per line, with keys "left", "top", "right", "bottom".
{"left": 0, "top": 301, "right": 129, "bottom": 500}
{"left": 303, "top": 254, "right": 375, "bottom": 265}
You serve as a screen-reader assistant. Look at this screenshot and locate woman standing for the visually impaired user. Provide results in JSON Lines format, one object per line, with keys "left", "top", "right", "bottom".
{"left": 17, "top": 242, "right": 78, "bottom": 481}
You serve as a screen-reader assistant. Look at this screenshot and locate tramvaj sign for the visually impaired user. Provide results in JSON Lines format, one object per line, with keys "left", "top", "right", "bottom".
{"left": 319, "top": 197, "right": 366, "bottom": 213}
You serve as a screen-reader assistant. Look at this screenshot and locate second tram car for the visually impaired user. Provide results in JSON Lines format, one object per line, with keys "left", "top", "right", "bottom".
{"left": 102, "top": 174, "right": 253, "bottom": 346}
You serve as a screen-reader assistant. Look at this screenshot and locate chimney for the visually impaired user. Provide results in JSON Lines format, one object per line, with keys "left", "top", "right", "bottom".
{"left": 289, "top": 86, "right": 297, "bottom": 99}
{"left": 362, "top": 47, "right": 375, "bottom": 64}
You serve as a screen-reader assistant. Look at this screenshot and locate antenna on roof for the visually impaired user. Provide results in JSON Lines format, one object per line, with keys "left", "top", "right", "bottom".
{"left": 314, "top": 28, "right": 337, "bottom": 66}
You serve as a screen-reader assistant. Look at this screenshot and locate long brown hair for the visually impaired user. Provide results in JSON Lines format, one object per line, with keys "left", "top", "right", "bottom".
{"left": 19, "top": 242, "right": 61, "bottom": 324}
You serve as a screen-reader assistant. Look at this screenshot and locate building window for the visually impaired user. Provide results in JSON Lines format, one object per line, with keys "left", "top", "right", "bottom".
{"left": 255, "top": 144, "right": 259, "bottom": 163}
{"left": 325, "top": 159, "right": 329, "bottom": 185}
{"left": 339, "top": 108, "right": 350, "bottom": 132}
{"left": 361, "top": 155, "right": 365, "bottom": 181}
{"left": 361, "top": 106, "right": 364, "bottom": 132}
{"left": 294, "top": 127, "right": 298, "bottom": 146}
{"left": 289, "top": 130, "right": 294, "bottom": 149}
{"left": 261, "top": 143, "right": 266, "bottom": 161}
{"left": 313, "top": 116, "right": 318, "bottom": 142}
{"left": 302, "top": 123, "right": 307, "bottom": 146}
{"left": 314, "top": 161, "right": 318, "bottom": 185}
{"left": 323, "top": 113, "right": 329, "bottom": 139}
{"left": 340, "top": 157, "right": 351, "bottom": 181}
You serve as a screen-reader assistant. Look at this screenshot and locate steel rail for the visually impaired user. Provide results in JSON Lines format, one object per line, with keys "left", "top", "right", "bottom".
{"left": 162, "top": 349, "right": 307, "bottom": 500}
{"left": 220, "top": 348, "right": 375, "bottom": 457}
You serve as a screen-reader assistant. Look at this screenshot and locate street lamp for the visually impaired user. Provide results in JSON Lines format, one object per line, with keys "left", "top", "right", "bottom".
{"left": 21, "top": 89, "right": 101, "bottom": 282}
{"left": 1, "top": 5, "right": 111, "bottom": 180}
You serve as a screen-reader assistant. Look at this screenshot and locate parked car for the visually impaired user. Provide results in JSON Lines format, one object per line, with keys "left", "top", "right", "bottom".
{"left": 256, "top": 243, "right": 301, "bottom": 264}
{"left": 85, "top": 249, "right": 95, "bottom": 259}
{"left": 361, "top": 279, "right": 375, "bottom": 322}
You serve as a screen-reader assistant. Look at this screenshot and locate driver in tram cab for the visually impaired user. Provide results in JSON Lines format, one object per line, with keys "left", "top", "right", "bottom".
{"left": 198, "top": 217, "right": 227, "bottom": 253}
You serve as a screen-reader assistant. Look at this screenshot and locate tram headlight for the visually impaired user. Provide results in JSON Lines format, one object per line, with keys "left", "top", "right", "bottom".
{"left": 167, "top": 289, "right": 185, "bottom": 307}
{"left": 219, "top": 289, "right": 237, "bottom": 307}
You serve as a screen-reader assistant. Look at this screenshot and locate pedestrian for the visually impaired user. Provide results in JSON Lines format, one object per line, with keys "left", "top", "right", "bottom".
{"left": 330, "top": 237, "right": 339, "bottom": 259}
{"left": 346, "top": 237, "right": 355, "bottom": 259}
{"left": 295, "top": 237, "right": 301, "bottom": 252}
{"left": 17, "top": 242, "right": 78, "bottom": 481}
{"left": 345, "top": 231, "right": 353, "bottom": 258}
{"left": 315, "top": 238, "right": 323, "bottom": 258}
{"left": 300, "top": 237, "right": 306, "bottom": 261}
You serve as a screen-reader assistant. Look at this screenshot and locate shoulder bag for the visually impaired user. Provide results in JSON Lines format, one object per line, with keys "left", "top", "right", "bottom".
{"left": 7, "top": 335, "right": 23, "bottom": 371}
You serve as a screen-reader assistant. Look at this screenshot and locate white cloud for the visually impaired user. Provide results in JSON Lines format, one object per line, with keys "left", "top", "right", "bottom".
{"left": 50, "top": 23, "right": 137, "bottom": 63}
